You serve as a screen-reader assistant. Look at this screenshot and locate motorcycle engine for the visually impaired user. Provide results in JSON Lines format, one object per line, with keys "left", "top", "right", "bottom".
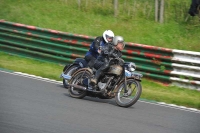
{"left": 98, "top": 76, "right": 111, "bottom": 90}
{"left": 98, "top": 82, "right": 107, "bottom": 90}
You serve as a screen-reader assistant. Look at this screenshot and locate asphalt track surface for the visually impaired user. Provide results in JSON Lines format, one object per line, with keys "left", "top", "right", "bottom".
{"left": 0, "top": 71, "right": 200, "bottom": 133}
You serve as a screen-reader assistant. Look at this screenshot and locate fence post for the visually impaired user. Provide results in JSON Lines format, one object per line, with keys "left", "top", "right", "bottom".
{"left": 102, "top": 0, "right": 105, "bottom": 6}
{"left": 155, "top": 0, "right": 165, "bottom": 23}
{"left": 114, "top": 0, "right": 118, "bottom": 17}
{"left": 160, "top": 0, "right": 164, "bottom": 23}
{"left": 155, "top": 0, "right": 159, "bottom": 22}
{"left": 77, "top": 0, "right": 81, "bottom": 10}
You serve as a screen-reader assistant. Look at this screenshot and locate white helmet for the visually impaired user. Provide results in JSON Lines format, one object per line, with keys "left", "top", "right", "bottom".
{"left": 103, "top": 30, "right": 114, "bottom": 43}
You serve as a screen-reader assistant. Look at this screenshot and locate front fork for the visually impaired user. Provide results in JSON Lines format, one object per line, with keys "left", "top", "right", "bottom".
{"left": 124, "top": 69, "right": 128, "bottom": 93}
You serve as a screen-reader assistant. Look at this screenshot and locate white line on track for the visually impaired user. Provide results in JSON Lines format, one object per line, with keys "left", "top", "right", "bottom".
{"left": 1, "top": 70, "right": 200, "bottom": 114}
{"left": 0, "top": 70, "right": 62, "bottom": 85}
{"left": 139, "top": 100, "right": 200, "bottom": 114}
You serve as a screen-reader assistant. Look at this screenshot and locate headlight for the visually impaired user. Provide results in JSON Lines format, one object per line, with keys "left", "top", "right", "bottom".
{"left": 124, "top": 62, "right": 136, "bottom": 72}
{"left": 129, "top": 67, "right": 135, "bottom": 72}
{"left": 128, "top": 62, "right": 136, "bottom": 72}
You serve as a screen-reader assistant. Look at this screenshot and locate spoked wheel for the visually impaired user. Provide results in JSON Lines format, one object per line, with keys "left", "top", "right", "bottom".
{"left": 68, "top": 70, "right": 91, "bottom": 99}
{"left": 63, "top": 65, "right": 79, "bottom": 88}
{"left": 115, "top": 79, "right": 142, "bottom": 108}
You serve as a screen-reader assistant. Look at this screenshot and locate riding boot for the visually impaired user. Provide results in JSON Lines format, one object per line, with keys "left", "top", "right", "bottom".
{"left": 90, "top": 69, "right": 102, "bottom": 86}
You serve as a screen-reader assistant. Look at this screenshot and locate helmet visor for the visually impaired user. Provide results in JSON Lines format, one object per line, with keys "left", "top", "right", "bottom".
{"left": 106, "top": 35, "right": 113, "bottom": 42}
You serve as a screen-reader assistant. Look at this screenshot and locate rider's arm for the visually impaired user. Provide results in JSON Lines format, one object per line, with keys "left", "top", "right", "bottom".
{"left": 109, "top": 46, "right": 122, "bottom": 58}
{"left": 100, "top": 45, "right": 109, "bottom": 55}
{"left": 91, "top": 37, "right": 102, "bottom": 54}
{"left": 89, "top": 42, "right": 99, "bottom": 56}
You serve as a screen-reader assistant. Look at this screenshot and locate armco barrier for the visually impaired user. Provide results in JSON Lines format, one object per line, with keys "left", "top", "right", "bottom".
{"left": 0, "top": 20, "right": 199, "bottom": 90}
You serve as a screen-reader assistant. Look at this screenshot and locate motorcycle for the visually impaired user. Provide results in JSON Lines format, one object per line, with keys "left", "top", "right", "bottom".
{"left": 64, "top": 58, "right": 143, "bottom": 108}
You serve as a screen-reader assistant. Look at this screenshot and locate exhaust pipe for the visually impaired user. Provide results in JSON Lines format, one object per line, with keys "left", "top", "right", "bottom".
{"left": 67, "top": 84, "right": 87, "bottom": 91}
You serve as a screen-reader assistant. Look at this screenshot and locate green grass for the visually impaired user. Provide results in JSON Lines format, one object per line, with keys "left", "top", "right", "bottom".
{"left": 0, "top": 52, "right": 200, "bottom": 109}
{"left": 0, "top": 53, "right": 63, "bottom": 81}
{"left": 0, "top": 0, "right": 199, "bottom": 51}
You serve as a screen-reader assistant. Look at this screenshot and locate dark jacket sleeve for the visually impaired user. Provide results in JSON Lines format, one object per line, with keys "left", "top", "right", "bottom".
{"left": 100, "top": 43, "right": 111, "bottom": 55}
{"left": 93, "top": 36, "right": 102, "bottom": 51}
{"left": 100, "top": 43, "right": 122, "bottom": 58}
{"left": 110, "top": 50, "right": 122, "bottom": 58}
{"left": 86, "top": 36, "right": 102, "bottom": 58}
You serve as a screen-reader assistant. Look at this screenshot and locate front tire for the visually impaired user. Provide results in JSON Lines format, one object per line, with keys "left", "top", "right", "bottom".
{"left": 115, "top": 79, "right": 142, "bottom": 108}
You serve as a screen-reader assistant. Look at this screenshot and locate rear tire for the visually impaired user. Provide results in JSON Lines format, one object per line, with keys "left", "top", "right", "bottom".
{"left": 63, "top": 65, "right": 79, "bottom": 88}
{"left": 68, "top": 70, "right": 91, "bottom": 99}
{"left": 115, "top": 79, "right": 142, "bottom": 108}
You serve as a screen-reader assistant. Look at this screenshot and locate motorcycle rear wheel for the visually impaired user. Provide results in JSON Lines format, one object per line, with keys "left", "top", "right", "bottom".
{"left": 63, "top": 64, "right": 79, "bottom": 88}
{"left": 68, "top": 70, "right": 91, "bottom": 99}
{"left": 115, "top": 79, "right": 142, "bottom": 108}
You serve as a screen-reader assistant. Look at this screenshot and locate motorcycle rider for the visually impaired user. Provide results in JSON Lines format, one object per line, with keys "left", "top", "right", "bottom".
{"left": 84, "top": 30, "right": 114, "bottom": 68}
{"left": 90, "top": 36, "right": 125, "bottom": 87}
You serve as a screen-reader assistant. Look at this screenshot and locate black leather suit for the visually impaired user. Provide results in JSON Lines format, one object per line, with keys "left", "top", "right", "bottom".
{"left": 92, "top": 42, "right": 122, "bottom": 83}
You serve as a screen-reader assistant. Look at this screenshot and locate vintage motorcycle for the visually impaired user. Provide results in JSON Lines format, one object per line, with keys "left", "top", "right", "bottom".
{"left": 64, "top": 57, "right": 143, "bottom": 108}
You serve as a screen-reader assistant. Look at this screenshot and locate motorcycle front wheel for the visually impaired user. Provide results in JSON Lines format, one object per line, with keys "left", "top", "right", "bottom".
{"left": 115, "top": 78, "right": 142, "bottom": 108}
{"left": 68, "top": 70, "right": 91, "bottom": 99}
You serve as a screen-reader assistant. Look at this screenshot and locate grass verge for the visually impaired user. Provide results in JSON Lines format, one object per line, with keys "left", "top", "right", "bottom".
{"left": 0, "top": 52, "right": 199, "bottom": 109}
{"left": 0, "top": 0, "right": 200, "bottom": 51}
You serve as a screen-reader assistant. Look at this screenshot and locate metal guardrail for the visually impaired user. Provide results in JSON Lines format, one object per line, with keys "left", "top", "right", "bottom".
{"left": 170, "top": 50, "right": 200, "bottom": 89}
{"left": 0, "top": 20, "right": 199, "bottom": 90}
